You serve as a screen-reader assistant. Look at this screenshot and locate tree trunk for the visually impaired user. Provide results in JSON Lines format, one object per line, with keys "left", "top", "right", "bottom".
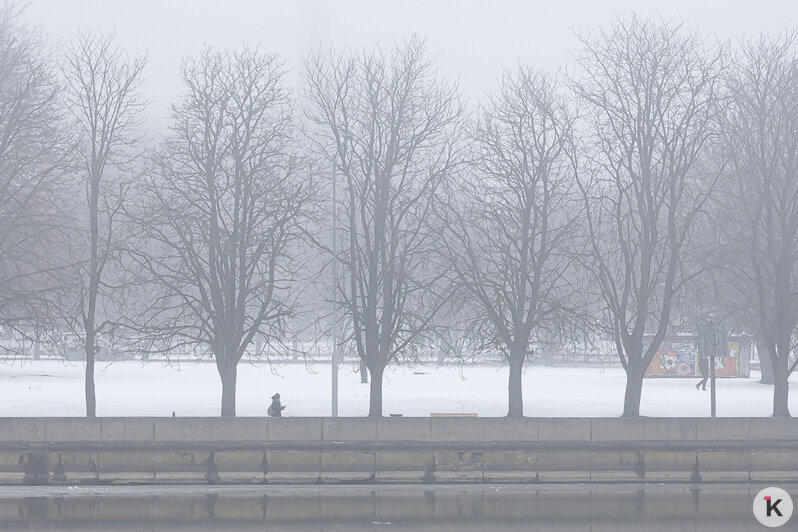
{"left": 219, "top": 363, "right": 238, "bottom": 417}
{"left": 33, "top": 325, "right": 41, "bottom": 361}
{"left": 85, "top": 168, "right": 100, "bottom": 419}
{"left": 507, "top": 350, "right": 525, "bottom": 417}
{"left": 622, "top": 363, "right": 645, "bottom": 417}
{"left": 772, "top": 356, "right": 791, "bottom": 417}
{"left": 368, "top": 366, "right": 383, "bottom": 417}
{"left": 84, "top": 331, "right": 96, "bottom": 417}
{"left": 757, "top": 337, "right": 775, "bottom": 385}
{"left": 360, "top": 359, "right": 368, "bottom": 383}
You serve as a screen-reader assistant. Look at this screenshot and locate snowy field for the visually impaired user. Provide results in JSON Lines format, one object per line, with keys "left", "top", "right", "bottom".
{"left": 0, "top": 360, "right": 795, "bottom": 417}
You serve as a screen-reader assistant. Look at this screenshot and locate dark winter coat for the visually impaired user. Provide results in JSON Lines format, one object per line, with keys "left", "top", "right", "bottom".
{"left": 268, "top": 395, "right": 286, "bottom": 417}
{"left": 698, "top": 356, "right": 709, "bottom": 377}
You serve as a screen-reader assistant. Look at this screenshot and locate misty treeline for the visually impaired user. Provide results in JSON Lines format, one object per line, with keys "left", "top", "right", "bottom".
{"left": 1, "top": 5, "right": 797, "bottom": 419}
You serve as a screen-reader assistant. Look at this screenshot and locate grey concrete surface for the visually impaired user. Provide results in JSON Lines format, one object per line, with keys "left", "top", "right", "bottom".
{"left": 1, "top": 417, "right": 797, "bottom": 486}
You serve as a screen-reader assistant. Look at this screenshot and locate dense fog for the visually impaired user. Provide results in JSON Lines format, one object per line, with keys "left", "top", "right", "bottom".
{"left": 0, "top": 2, "right": 797, "bottom": 420}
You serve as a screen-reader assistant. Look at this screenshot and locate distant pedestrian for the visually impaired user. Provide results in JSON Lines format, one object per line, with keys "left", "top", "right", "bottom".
{"left": 696, "top": 356, "right": 709, "bottom": 391}
{"left": 268, "top": 393, "right": 286, "bottom": 417}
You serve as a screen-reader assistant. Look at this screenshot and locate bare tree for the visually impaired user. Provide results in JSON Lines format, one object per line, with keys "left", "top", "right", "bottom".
{"left": 128, "top": 47, "right": 309, "bottom": 417}
{"left": 62, "top": 31, "right": 146, "bottom": 417}
{"left": 719, "top": 33, "right": 798, "bottom": 416}
{"left": 305, "top": 39, "right": 462, "bottom": 416}
{"left": 0, "top": 4, "right": 69, "bottom": 344}
{"left": 574, "top": 16, "right": 723, "bottom": 416}
{"left": 439, "top": 67, "right": 581, "bottom": 417}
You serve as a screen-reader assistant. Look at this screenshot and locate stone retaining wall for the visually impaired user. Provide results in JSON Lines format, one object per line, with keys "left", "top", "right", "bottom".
{"left": 0, "top": 417, "right": 795, "bottom": 485}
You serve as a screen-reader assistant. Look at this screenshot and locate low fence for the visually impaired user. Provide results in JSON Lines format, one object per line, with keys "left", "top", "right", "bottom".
{"left": 1, "top": 417, "right": 797, "bottom": 485}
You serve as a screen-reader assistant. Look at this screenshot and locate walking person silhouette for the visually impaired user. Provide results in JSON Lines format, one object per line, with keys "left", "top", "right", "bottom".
{"left": 268, "top": 393, "right": 286, "bottom": 417}
{"left": 696, "top": 356, "right": 709, "bottom": 391}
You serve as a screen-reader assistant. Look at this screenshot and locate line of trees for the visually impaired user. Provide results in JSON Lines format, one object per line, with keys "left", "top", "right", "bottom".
{"left": 1, "top": 6, "right": 797, "bottom": 418}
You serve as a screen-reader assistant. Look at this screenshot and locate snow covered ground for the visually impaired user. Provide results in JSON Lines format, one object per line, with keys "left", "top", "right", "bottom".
{"left": 0, "top": 359, "right": 795, "bottom": 417}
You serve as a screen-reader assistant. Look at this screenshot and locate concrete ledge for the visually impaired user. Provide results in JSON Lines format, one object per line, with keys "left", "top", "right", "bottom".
{"left": 538, "top": 418, "right": 590, "bottom": 441}
{"left": 536, "top": 470, "right": 590, "bottom": 482}
{"left": 0, "top": 452, "right": 22, "bottom": 472}
{"left": 265, "top": 450, "right": 319, "bottom": 473}
{"left": 322, "top": 418, "right": 376, "bottom": 441}
{"left": 591, "top": 418, "right": 644, "bottom": 441}
{"left": 154, "top": 418, "right": 213, "bottom": 442}
{"left": 376, "top": 450, "right": 431, "bottom": 472}
{"left": 434, "top": 450, "right": 484, "bottom": 472}
{"left": 211, "top": 418, "right": 267, "bottom": 442}
{"left": 267, "top": 418, "right": 322, "bottom": 441}
{"left": 151, "top": 451, "right": 208, "bottom": 473}
{"left": 377, "top": 417, "right": 430, "bottom": 441}
{"left": 1, "top": 417, "right": 796, "bottom": 486}
{"left": 696, "top": 418, "right": 749, "bottom": 441}
{"left": 484, "top": 418, "right": 537, "bottom": 441}
{"left": 643, "top": 418, "right": 697, "bottom": 441}
{"left": 482, "top": 450, "right": 536, "bottom": 471}
{"left": 214, "top": 450, "right": 265, "bottom": 472}
{"left": 48, "top": 451, "right": 96, "bottom": 473}
{"left": 750, "top": 450, "right": 798, "bottom": 471}
{"left": 3, "top": 416, "right": 794, "bottom": 445}
{"left": 101, "top": 418, "right": 153, "bottom": 442}
{"left": 97, "top": 451, "right": 153, "bottom": 473}
{"left": 747, "top": 418, "right": 798, "bottom": 440}
{"left": 589, "top": 450, "right": 632, "bottom": 471}
{"left": 697, "top": 450, "right": 750, "bottom": 472}
{"left": 537, "top": 450, "right": 590, "bottom": 472}
{"left": 644, "top": 450, "right": 696, "bottom": 472}
{"left": 44, "top": 418, "right": 101, "bottom": 442}
{"left": 320, "top": 450, "right": 375, "bottom": 472}
{"left": 0, "top": 419, "right": 46, "bottom": 442}
{"left": 430, "top": 417, "right": 484, "bottom": 441}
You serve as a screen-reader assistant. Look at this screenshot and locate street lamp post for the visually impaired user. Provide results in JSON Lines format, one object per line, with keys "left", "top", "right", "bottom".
{"left": 699, "top": 323, "right": 725, "bottom": 419}
{"left": 710, "top": 352, "right": 716, "bottom": 418}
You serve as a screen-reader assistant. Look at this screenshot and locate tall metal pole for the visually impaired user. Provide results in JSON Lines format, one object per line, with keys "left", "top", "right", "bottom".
{"left": 331, "top": 165, "right": 339, "bottom": 417}
{"left": 710, "top": 353, "right": 716, "bottom": 418}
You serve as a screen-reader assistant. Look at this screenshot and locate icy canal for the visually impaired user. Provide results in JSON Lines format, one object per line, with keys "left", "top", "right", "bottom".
{"left": 0, "top": 483, "right": 784, "bottom": 530}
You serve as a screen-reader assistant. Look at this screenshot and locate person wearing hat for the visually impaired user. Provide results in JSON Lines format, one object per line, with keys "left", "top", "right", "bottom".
{"left": 267, "top": 393, "right": 286, "bottom": 417}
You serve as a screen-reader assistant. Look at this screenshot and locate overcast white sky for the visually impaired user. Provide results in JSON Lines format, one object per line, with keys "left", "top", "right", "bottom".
{"left": 26, "top": 0, "right": 798, "bottom": 130}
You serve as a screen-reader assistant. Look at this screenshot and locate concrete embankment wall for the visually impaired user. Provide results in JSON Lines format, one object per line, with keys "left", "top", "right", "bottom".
{"left": 1, "top": 417, "right": 796, "bottom": 485}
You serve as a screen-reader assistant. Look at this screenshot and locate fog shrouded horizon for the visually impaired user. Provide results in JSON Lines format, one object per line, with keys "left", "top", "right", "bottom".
{"left": 26, "top": 0, "right": 798, "bottom": 131}
{"left": 3, "top": 4, "right": 798, "bottom": 529}
{"left": 1, "top": 0, "right": 797, "bottom": 421}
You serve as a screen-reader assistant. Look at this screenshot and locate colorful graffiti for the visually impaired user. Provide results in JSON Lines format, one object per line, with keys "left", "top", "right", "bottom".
{"left": 646, "top": 341, "right": 696, "bottom": 376}
{"left": 712, "top": 341, "right": 739, "bottom": 377}
{"left": 645, "top": 338, "right": 747, "bottom": 377}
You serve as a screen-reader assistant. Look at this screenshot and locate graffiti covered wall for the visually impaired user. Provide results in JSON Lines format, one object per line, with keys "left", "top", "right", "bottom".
{"left": 647, "top": 341, "right": 696, "bottom": 376}
{"left": 644, "top": 337, "right": 750, "bottom": 377}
